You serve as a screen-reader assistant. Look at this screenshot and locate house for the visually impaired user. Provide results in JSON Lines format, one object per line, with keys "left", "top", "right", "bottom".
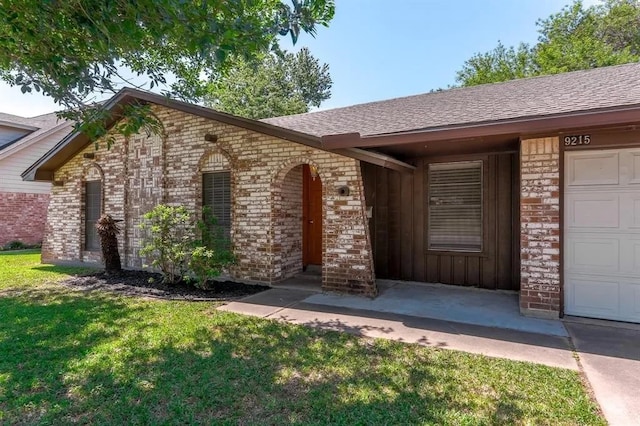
{"left": 0, "top": 112, "right": 72, "bottom": 246}
{"left": 24, "top": 62, "right": 640, "bottom": 324}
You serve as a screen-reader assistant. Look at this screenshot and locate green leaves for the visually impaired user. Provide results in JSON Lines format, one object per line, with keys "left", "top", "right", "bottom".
{"left": 205, "top": 47, "right": 332, "bottom": 119}
{"left": 456, "top": 0, "right": 640, "bottom": 87}
{"left": 456, "top": 42, "right": 536, "bottom": 88}
{"left": 0, "top": 0, "right": 335, "bottom": 143}
{"left": 140, "top": 205, "right": 194, "bottom": 285}
{"left": 139, "top": 204, "right": 234, "bottom": 287}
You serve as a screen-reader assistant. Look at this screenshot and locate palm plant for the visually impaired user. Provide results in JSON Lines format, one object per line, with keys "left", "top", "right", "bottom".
{"left": 96, "top": 214, "right": 122, "bottom": 273}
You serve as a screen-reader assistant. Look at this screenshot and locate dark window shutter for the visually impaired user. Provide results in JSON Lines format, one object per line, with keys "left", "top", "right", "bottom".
{"left": 203, "top": 172, "right": 231, "bottom": 243}
{"left": 427, "top": 161, "right": 483, "bottom": 252}
{"left": 85, "top": 181, "right": 102, "bottom": 251}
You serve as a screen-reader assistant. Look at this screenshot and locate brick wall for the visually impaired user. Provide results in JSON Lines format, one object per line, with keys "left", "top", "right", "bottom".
{"left": 519, "top": 137, "right": 561, "bottom": 319}
{"left": 0, "top": 192, "right": 50, "bottom": 246}
{"left": 276, "top": 165, "right": 303, "bottom": 280}
{"left": 42, "top": 132, "right": 127, "bottom": 264}
{"left": 43, "top": 106, "right": 376, "bottom": 295}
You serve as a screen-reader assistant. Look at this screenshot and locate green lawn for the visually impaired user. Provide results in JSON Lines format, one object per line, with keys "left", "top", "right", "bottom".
{"left": 0, "top": 251, "right": 604, "bottom": 425}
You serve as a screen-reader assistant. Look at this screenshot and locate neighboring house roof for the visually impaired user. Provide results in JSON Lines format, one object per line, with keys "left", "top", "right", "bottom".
{"left": 23, "top": 88, "right": 414, "bottom": 182}
{"left": 0, "top": 112, "right": 40, "bottom": 130}
{"left": 0, "top": 120, "right": 73, "bottom": 161}
{"left": 0, "top": 111, "right": 67, "bottom": 153}
{"left": 263, "top": 62, "right": 640, "bottom": 147}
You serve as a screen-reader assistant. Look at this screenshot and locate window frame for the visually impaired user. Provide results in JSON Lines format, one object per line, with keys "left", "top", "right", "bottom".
{"left": 426, "top": 159, "right": 485, "bottom": 254}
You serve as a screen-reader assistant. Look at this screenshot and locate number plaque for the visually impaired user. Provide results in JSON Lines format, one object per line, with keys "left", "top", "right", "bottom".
{"left": 563, "top": 135, "right": 591, "bottom": 146}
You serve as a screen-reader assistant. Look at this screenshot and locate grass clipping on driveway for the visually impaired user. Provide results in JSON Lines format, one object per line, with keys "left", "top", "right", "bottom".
{"left": 1, "top": 251, "right": 604, "bottom": 425}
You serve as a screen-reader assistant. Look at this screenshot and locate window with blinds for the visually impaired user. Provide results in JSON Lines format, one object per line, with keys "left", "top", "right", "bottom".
{"left": 203, "top": 171, "right": 231, "bottom": 245}
{"left": 427, "top": 161, "right": 483, "bottom": 252}
{"left": 84, "top": 181, "right": 102, "bottom": 251}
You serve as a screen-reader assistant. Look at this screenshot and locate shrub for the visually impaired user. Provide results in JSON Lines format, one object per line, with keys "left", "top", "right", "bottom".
{"left": 3, "top": 240, "right": 27, "bottom": 250}
{"left": 189, "top": 208, "right": 235, "bottom": 289}
{"left": 139, "top": 204, "right": 235, "bottom": 287}
{"left": 139, "top": 205, "right": 194, "bottom": 285}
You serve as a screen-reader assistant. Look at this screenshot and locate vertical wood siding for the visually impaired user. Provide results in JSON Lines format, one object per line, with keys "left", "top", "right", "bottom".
{"left": 362, "top": 152, "right": 520, "bottom": 291}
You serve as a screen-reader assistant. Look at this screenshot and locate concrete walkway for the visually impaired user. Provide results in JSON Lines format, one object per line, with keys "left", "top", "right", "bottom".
{"left": 220, "top": 288, "right": 577, "bottom": 369}
{"left": 307, "top": 280, "right": 568, "bottom": 336}
{"left": 220, "top": 285, "right": 640, "bottom": 425}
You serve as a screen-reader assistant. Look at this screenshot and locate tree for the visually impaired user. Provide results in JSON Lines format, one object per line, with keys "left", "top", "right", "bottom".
{"left": 456, "top": 0, "right": 640, "bottom": 86}
{"left": 455, "top": 42, "right": 537, "bottom": 87}
{"left": 535, "top": 0, "right": 640, "bottom": 73}
{"left": 0, "top": 0, "right": 335, "bottom": 141}
{"left": 205, "top": 47, "right": 331, "bottom": 119}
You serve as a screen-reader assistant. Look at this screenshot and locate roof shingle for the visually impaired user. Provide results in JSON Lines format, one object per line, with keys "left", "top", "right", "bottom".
{"left": 262, "top": 62, "right": 640, "bottom": 137}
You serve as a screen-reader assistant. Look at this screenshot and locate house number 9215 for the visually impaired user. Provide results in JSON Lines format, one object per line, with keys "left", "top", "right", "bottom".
{"left": 564, "top": 135, "right": 591, "bottom": 146}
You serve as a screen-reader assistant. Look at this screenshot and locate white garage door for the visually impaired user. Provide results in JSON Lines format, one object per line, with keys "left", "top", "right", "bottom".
{"left": 565, "top": 148, "right": 640, "bottom": 323}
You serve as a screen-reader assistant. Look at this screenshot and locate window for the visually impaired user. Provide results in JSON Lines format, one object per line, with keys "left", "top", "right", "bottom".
{"left": 85, "top": 181, "right": 102, "bottom": 251}
{"left": 203, "top": 171, "right": 231, "bottom": 244}
{"left": 428, "top": 161, "right": 483, "bottom": 252}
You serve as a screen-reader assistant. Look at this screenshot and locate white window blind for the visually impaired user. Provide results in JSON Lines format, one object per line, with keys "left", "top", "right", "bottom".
{"left": 428, "top": 161, "right": 483, "bottom": 252}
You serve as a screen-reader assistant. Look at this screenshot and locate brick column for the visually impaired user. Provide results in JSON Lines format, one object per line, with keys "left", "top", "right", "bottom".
{"left": 519, "top": 137, "right": 561, "bottom": 319}
{"left": 322, "top": 161, "right": 377, "bottom": 297}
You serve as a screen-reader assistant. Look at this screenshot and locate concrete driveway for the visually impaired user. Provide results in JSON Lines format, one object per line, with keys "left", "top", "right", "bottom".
{"left": 565, "top": 321, "right": 640, "bottom": 426}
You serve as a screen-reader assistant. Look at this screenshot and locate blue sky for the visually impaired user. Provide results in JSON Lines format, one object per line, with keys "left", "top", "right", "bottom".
{"left": 0, "top": 0, "right": 599, "bottom": 116}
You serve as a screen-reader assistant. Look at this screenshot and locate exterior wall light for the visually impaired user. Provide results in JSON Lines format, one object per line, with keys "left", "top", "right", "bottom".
{"left": 309, "top": 164, "right": 319, "bottom": 180}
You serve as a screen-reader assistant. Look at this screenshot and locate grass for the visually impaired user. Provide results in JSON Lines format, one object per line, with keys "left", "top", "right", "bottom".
{"left": 0, "top": 251, "right": 604, "bottom": 425}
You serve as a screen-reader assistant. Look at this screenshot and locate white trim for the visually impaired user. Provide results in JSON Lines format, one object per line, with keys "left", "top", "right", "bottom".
{"left": 0, "top": 120, "right": 38, "bottom": 131}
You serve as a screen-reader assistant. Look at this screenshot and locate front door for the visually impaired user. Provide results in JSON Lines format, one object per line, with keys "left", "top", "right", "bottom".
{"left": 303, "top": 164, "right": 322, "bottom": 267}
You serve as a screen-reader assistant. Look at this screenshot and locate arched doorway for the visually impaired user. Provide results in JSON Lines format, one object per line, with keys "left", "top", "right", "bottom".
{"left": 274, "top": 161, "right": 323, "bottom": 281}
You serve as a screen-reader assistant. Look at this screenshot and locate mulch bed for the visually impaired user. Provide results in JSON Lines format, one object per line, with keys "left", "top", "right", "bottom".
{"left": 58, "top": 270, "right": 269, "bottom": 301}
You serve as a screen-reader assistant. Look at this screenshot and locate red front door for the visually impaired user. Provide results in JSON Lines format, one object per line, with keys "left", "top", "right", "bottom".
{"left": 303, "top": 164, "right": 322, "bottom": 266}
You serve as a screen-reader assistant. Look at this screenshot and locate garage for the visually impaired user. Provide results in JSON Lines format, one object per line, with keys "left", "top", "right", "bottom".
{"left": 565, "top": 148, "right": 640, "bottom": 323}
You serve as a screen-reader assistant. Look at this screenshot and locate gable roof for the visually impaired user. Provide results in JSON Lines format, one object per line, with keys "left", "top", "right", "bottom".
{"left": 0, "top": 112, "right": 66, "bottom": 152}
{"left": 0, "top": 120, "right": 72, "bottom": 161}
{"left": 0, "top": 112, "right": 40, "bottom": 130}
{"left": 25, "top": 63, "right": 640, "bottom": 181}
{"left": 23, "top": 88, "right": 414, "bottom": 182}
{"left": 263, "top": 62, "right": 640, "bottom": 139}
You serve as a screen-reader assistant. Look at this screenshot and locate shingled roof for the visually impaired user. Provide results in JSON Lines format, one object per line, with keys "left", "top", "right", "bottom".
{"left": 0, "top": 112, "right": 65, "bottom": 152}
{"left": 263, "top": 62, "right": 640, "bottom": 137}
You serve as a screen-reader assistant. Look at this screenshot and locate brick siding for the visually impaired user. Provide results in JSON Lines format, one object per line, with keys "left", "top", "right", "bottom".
{"left": 0, "top": 192, "right": 50, "bottom": 246}
{"left": 276, "top": 165, "right": 303, "bottom": 280}
{"left": 519, "top": 137, "right": 561, "bottom": 319}
{"left": 43, "top": 106, "right": 376, "bottom": 295}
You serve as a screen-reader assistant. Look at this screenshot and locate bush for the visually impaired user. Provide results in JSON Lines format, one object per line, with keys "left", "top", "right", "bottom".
{"left": 189, "top": 208, "right": 235, "bottom": 289}
{"left": 139, "top": 204, "right": 235, "bottom": 287}
{"left": 3, "top": 240, "right": 27, "bottom": 250}
{"left": 139, "top": 205, "right": 194, "bottom": 285}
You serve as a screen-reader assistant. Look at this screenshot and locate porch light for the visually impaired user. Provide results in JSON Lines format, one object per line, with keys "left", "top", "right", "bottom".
{"left": 309, "top": 164, "right": 319, "bottom": 180}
